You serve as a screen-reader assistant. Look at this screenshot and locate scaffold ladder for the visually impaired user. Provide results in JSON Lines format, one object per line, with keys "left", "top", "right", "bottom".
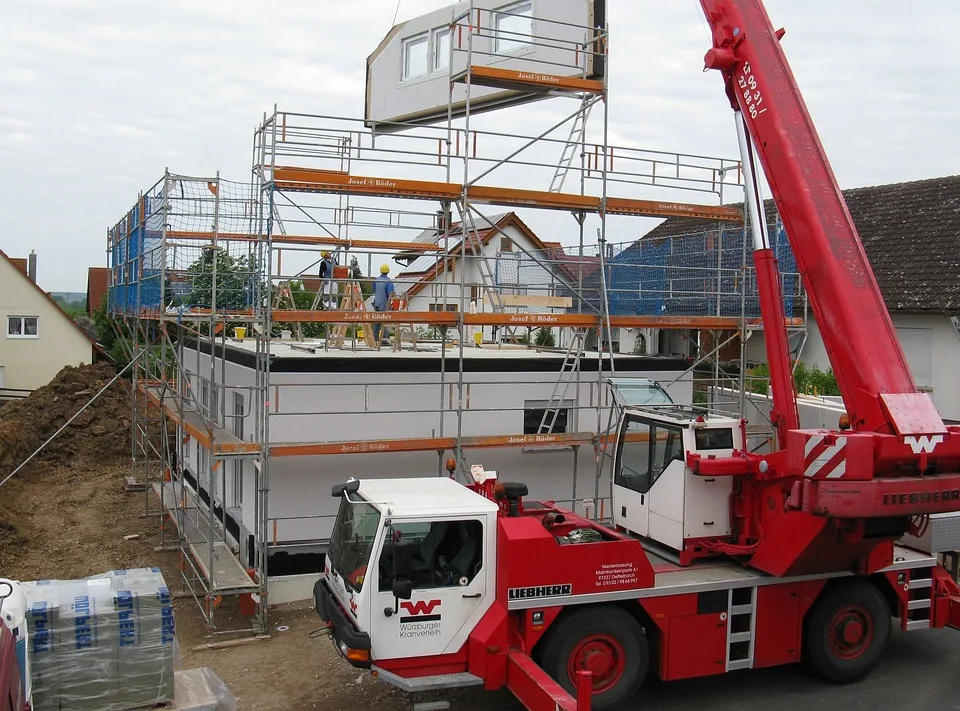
{"left": 458, "top": 206, "right": 505, "bottom": 313}
{"left": 549, "top": 96, "right": 594, "bottom": 194}
{"left": 537, "top": 328, "right": 588, "bottom": 434}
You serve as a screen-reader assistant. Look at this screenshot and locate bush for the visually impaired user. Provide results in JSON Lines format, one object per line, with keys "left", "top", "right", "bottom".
{"left": 747, "top": 361, "right": 840, "bottom": 397}
{"left": 534, "top": 327, "right": 556, "bottom": 348}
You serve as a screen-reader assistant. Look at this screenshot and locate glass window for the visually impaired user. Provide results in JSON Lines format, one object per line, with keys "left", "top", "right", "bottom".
{"left": 614, "top": 417, "right": 652, "bottom": 494}
{"left": 329, "top": 500, "right": 382, "bottom": 593}
{"left": 379, "top": 519, "right": 484, "bottom": 591}
{"left": 495, "top": 1, "right": 533, "bottom": 54}
{"left": 6, "top": 316, "right": 38, "bottom": 338}
{"left": 523, "top": 401, "right": 568, "bottom": 434}
{"left": 651, "top": 423, "right": 684, "bottom": 480}
{"left": 232, "top": 393, "right": 244, "bottom": 507}
{"left": 402, "top": 33, "right": 429, "bottom": 81}
{"left": 615, "top": 417, "right": 684, "bottom": 494}
{"left": 433, "top": 28, "right": 451, "bottom": 71}
{"left": 695, "top": 428, "right": 734, "bottom": 450}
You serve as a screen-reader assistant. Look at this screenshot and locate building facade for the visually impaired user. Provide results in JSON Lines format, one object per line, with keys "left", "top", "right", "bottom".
{"left": 0, "top": 251, "right": 95, "bottom": 393}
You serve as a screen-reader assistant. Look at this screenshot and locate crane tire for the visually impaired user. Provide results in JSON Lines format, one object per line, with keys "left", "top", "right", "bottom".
{"left": 537, "top": 605, "right": 647, "bottom": 711}
{"left": 803, "top": 580, "right": 891, "bottom": 683}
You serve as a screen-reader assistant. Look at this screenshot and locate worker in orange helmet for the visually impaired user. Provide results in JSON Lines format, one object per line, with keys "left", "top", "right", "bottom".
{"left": 372, "top": 263, "right": 395, "bottom": 344}
{"left": 318, "top": 250, "right": 338, "bottom": 309}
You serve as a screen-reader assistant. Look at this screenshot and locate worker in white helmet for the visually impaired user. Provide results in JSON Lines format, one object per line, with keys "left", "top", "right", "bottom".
{"left": 372, "top": 263, "right": 395, "bottom": 344}
{"left": 318, "top": 250, "right": 338, "bottom": 309}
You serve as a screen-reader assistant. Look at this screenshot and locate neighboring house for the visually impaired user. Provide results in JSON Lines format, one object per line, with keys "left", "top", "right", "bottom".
{"left": 603, "top": 175, "right": 960, "bottom": 420}
{"left": 392, "top": 212, "right": 583, "bottom": 341}
{"left": 86, "top": 266, "right": 110, "bottom": 315}
{"left": 746, "top": 175, "right": 960, "bottom": 420}
{"left": 0, "top": 250, "right": 97, "bottom": 393}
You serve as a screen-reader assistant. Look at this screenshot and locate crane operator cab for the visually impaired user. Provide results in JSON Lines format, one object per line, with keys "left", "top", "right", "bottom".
{"left": 612, "top": 405, "right": 744, "bottom": 564}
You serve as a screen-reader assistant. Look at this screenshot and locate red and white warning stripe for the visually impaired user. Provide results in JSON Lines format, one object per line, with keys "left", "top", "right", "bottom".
{"left": 803, "top": 435, "right": 848, "bottom": 479}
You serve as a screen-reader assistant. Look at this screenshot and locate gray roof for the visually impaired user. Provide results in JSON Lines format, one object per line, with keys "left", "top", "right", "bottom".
{"left": 639, "top": 175, "right": 960, "bottom": 314}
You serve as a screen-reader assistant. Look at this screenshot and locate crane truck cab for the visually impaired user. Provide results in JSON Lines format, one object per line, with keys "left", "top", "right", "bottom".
{"left": 315, "top": 476, "right": 499, "bottom": 670}
{"left": 613, "top": 406, "right": 744, "bottom": 564}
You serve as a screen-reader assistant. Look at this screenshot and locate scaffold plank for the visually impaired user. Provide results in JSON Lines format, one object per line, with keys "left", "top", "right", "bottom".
{"left": 267, "top": 431, "right": 654, "bottom": 459}
{"left": 123, "top": 310, "right": 803, "bottom": 330}
{"left": 269, "top": 431, "right": 596, "bottom": 458}
{"left": 269, "top": 310, "right": 776, "bottom": 329}
{"left": 141, "top": 386, "right": 261, "bottom": 456}
{"left": 271, "top": 167, "right": 743, "bottom": 222}
{"left": 155, "top": 483, "right": 258, "bottom": 594}
{"left": 453, "top": 66, "right": 605, "bottom": 96}
{"left": 165, "top": 231, "right": 447, "bottom": 253}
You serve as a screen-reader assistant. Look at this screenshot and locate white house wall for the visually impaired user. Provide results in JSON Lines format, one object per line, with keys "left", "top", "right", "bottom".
{"left": 403, "top": 221, "right": 564, "bottom": 341}
{"left": 0, "top": 256, "right": 92, "bottom": 391}
{"left": 745, "top": 312, "right": 960, "bottom": 421}
{"left": 181, "top": 344, "right": 691, "bottom": 546}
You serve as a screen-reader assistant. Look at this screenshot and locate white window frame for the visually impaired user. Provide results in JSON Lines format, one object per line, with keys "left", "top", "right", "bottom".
{"left": 433, "top": 27, "right": 452, "bottom": 72}
{"left": 494, "top": 1, "right": 533, "bottom": 55}
{"left": 6, "top": 315, "right": 39, "bottom": 339}
{"left": 401, "top": 32, "right": 429, "bottom": 82}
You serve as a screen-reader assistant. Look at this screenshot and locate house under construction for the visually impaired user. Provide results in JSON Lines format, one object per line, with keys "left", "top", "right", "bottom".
{"left": 106, "top": 0, "right": 807, "bottom": 636}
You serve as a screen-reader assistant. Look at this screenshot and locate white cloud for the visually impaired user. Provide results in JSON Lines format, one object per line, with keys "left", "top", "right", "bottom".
{"left": 0, "top": 0, "right": 956, "bottom": 289}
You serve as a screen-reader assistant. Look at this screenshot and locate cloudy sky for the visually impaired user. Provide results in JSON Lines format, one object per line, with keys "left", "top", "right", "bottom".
{"left": 1, "top": 0, "right": 956, "bottom": 291}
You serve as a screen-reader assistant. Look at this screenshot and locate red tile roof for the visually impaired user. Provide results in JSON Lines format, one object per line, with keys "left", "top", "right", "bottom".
{"left": 9, "top": 258, "right": 28, "bottom": 278}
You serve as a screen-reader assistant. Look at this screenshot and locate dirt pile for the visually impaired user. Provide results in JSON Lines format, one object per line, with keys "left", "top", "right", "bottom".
{"left": 0, "top": 363, "right": 134, "bottom": 562}
{"left": 0, "top": 362, "right": 131, "bottom": 474}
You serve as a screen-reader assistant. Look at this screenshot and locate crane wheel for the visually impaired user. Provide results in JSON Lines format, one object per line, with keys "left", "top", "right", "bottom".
{"left": 537, "top": 605, "right": 647, "bottom": 711}
{"left": 803, "top": 580, "right": 891, "bottom": 683}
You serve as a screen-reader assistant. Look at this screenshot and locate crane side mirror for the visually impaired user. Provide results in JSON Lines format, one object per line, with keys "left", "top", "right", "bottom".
{"left": 393, "top": 538, "right": 415, "bottom": 581}
{"left": 391, "top": 579, "right": 413, "bottom": 601}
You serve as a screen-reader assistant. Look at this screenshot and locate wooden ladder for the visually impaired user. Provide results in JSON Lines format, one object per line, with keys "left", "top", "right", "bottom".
{"left": 327, "top": 281, "right": 378, "bottom": 349}
{"left": 273, "top": 281, "right": 303, "bottom": 340}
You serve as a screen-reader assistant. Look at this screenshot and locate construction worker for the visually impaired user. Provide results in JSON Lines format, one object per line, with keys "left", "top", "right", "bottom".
{"left": 372, "top": 264, "right": 395, "bottom": 344}
{"left": 318, "top": 250, "right": 338, "bottom": 309}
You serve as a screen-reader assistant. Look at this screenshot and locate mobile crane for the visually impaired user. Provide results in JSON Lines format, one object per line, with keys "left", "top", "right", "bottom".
{"left": 313, "top": 2, "right": 960, "bottom": 710}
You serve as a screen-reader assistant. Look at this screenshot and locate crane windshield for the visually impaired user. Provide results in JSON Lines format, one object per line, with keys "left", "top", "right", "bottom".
{"left": 328, "top": 499, "right": 381, "bottom": 593}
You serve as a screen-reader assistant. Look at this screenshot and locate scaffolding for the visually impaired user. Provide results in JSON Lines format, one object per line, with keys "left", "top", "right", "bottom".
{"left": 107, "top": 3, "right": 808, "bottom": 636}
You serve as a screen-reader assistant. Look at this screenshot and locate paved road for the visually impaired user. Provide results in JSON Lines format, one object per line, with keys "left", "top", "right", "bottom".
{"left": 453, "top": 628, "right": 960, "bottom": 711}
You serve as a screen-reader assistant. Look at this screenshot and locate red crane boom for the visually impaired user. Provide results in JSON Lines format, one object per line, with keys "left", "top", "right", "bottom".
{"left": 699, "top": 0, "right": 942, "bottom": 437}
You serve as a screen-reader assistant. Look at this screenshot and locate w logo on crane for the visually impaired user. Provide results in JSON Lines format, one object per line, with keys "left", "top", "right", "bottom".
{"left": 399, "top": 600, "right": 442, "bottom": 623}
{"left": 904, "top": 435, "right": 944, "bottom": 455}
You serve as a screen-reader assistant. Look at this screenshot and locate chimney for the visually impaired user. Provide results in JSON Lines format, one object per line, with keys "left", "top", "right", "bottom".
{"left": 28, "top": 250, "right": 37, "bottom": 283}
{"left": 436, "top": 208, "right": 449, "bottom": 233}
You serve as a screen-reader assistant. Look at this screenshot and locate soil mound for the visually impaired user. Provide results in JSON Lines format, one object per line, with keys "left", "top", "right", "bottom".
{"left": 0, "top": 362, "right": 130, "bottom": 474}
{"left": 0, "top": 363, "right": 132, "bottom": 558}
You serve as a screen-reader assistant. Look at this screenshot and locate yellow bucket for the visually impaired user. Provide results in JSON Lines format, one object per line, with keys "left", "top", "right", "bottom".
{"left": 474, "top": 332, "right": 482, "bottom": 346}
{"left": 234, "top": 327, "right": 247, "bottom": 341}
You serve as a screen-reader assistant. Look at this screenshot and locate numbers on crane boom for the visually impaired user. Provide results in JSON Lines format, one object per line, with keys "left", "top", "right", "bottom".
{"left": 739, "top": 62, "right": 768, "bottom": 119}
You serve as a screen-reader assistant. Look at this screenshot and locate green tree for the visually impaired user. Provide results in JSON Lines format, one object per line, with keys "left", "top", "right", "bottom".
{"left": 272, "top": 280, "right": 325, "bottom": 339}
{"left": 92, "top": 295, "right": 133, "bottom": 369}
{"left": 186, "top": 247, "right": 259, "bottom": 311}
